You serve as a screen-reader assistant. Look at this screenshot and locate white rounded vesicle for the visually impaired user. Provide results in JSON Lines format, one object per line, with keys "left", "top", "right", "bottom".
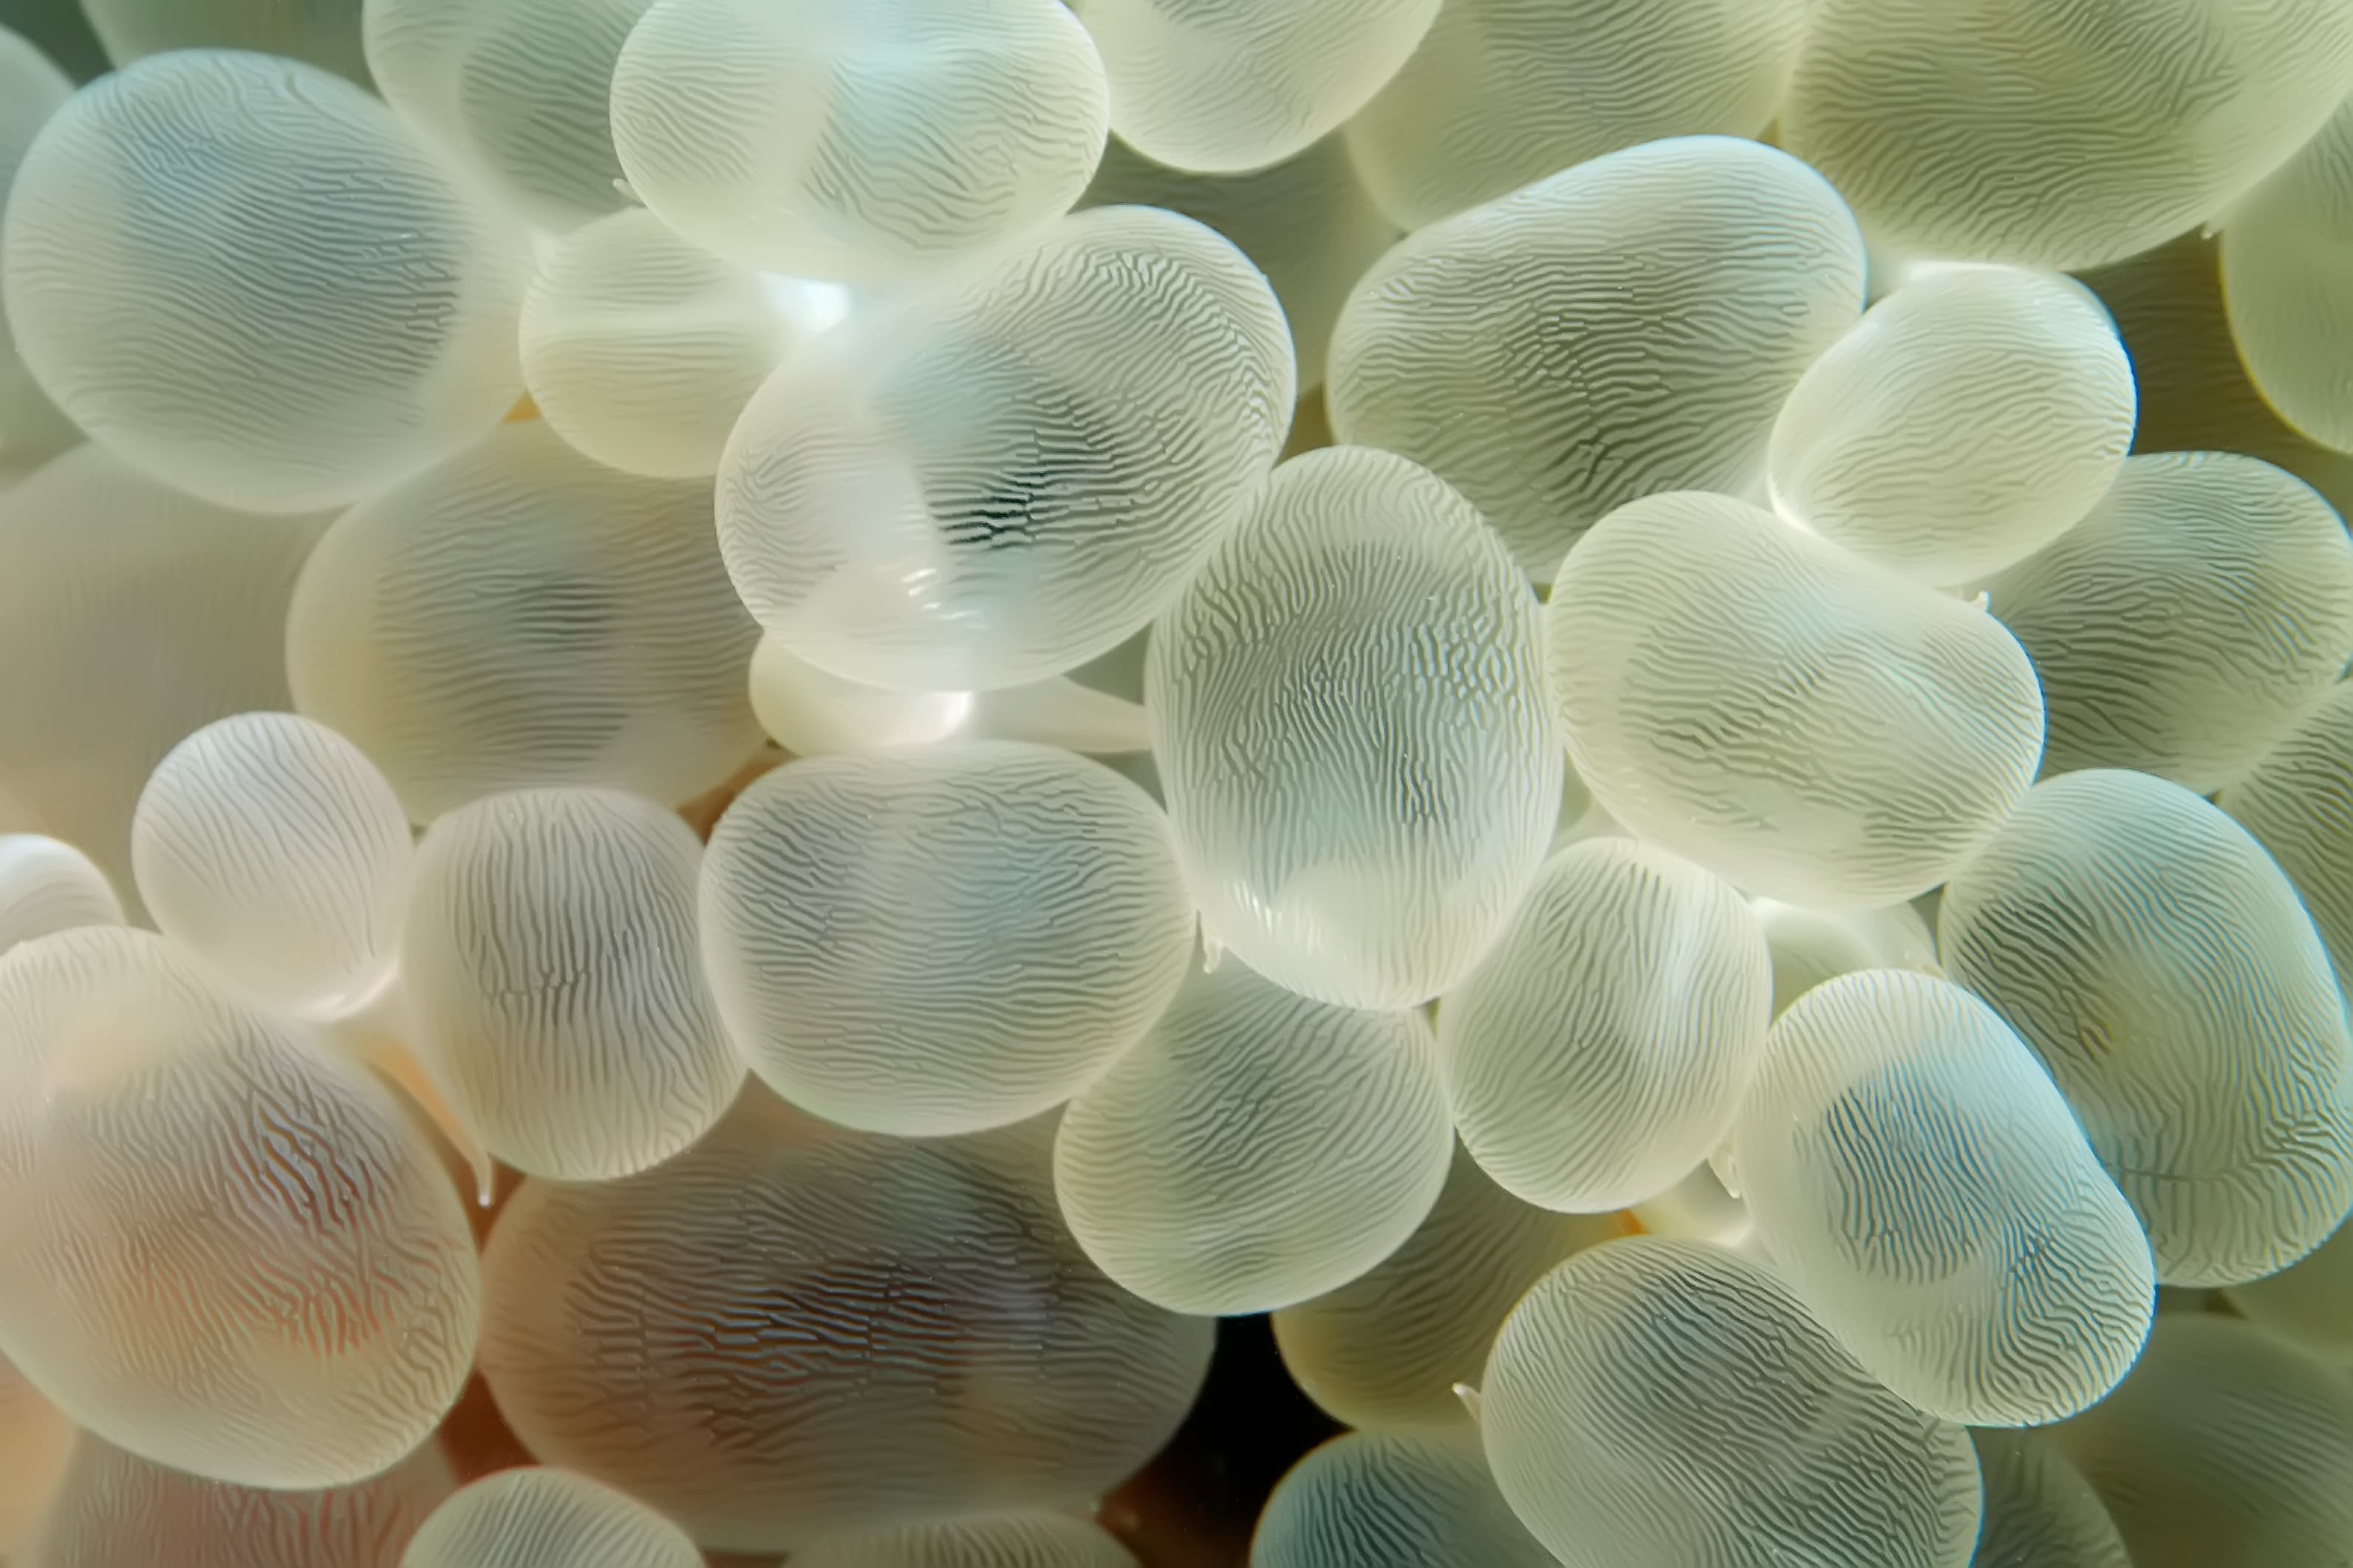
{"left": 0, "top": 836, "right": 121, "bottom": 959}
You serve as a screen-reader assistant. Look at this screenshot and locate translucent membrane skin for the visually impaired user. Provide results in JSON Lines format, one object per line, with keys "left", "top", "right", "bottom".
{"left": 1077, "top": 0, "right": 1438, "bottom": 174}
{"left": 78, "top": 0, "right": 369, "bottom": 82}
{"left": 2223, "top": 98, "right": 2353, "bottom": 453}
{"left": 0, "top": 926, "right": 479, "bottom": 1488}
{"left": 0, "top": 1357, "right": 71, "bottom": 1552}
{"left": 1546, "top": 490, "right": 2045, "bottom": 908}
{"left": 287, "top": 420, "right": 762, "bottom": 821}
{"left": 399, "top": 1468, "right": 702, "bottom": 1568}
{"left": 365, "top": 0, "right": 649, "bottom": 231}
{"left": 1147, "top": 446, "right": 1557, "bottom": 1008}
{"left": 2221, "top": 682, "right": 2353, "bottom": 991}
{"left": 21, "top": 1433, "right": 456, "bottom": 1568}
{"left": 1967, "top": 1429, "right": 2132, "bottom": 1568}
{"left": 1, "top": 50, "right": 530, "bottom": 513}
{"left": 1767, "top": 266, "right": 2135, "bottom": 586}
{"left": 1340, "top": 0, "right": 1809, "bottom": 230}
{"left": 2052, "top": 1315, "right": 2353, "bottom": 1568}
{"left": 0, "top": 27, "right": 75, "bottom": 473}
{"left": 1780, "top": 0, "right": 2353, "bottom": 270}
{"left": 1440, "top": 838, "right": 1772, "bottom": 1213}
{"left": 1731, "top": 970, "right": 2154, "bottom": 1425}
{"left": 720, "top": 205, "right": 1292, "bottom": 692}
{"left": 701, "top": 742, "right": 1190, "bottom": 1135}
{"left": 1482, "top": 1238, "right": 1981, "bottom": 1568}
{"left": 1984, "top": 453, "right": 2353, "bottom": 792}
{"left": 1077, "top": 134, "right": 1396, "bottom": 392}
{"left": 520, "top": 208, "right": 787, "bottom": 479}
{"left": 1754, "top": 898, "right": 1939, "bottom": 1020}
{"left": 1940, "top": 769, "right": 2353, "bottom": 1286}
{"left": 131, "top": 713, "right": 411, "bottom": 1020}
{"left": 0, "top": 835, "right": 121, "bottom": 958}
{"left": 1328, "top": 137, "right": 1866, "bottom": 581}
{"left": 610, "top": 0, "right": 1107, "bottom": 278}
{"left": 1052, "top": 959, "right": 1452, "bottom": 1315}
{"left": 792, "top": 1513, "right": 1139, "bottom": 1568}
{"left": 1249, "top": 1429, "right": 1557, "bottom": 1568}
{"left": 0, "top": 446, "right": 326, "bottom": 909}
{"left": 479, "top": 1095, "right": 1212, "bottom": 1553}
{"left": 403, "top": 787, "right": 742, "bottom": 1182}
{"left": 1271, "top": 1142, "right": 1616, "bottom": 1431}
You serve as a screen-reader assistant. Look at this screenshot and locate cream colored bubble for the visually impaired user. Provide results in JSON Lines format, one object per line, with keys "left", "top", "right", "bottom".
{"left": 0, "top": 835, "right": 121, "bottom": 959}
{"left": 79, "top": 0, "right": 369, "bottom": 81}
{"left": 792, "top": 1513, "right": 1138, "bottom": 1568}
{"left": 720, "top": 205, "right": 1291, "bottom": 692}
{"left": 1, "top": 50, "right": 529, "bottom": 513}
{"left": 1147, "top": 445, "right": 1557, "bottom": 1008}
{"left": 400, "top": 1468, "right": 701, "bottom": 1568}
{"left": 1967, "top": 1429, "right": 2131, "bottom": 1568}
{"left": 1328, "top": 136, "right": 1865, "bottom": 580}
{"left": 0, "top": 26, "right": 76, "bottom": 473}
{"left": 1941, "top": 768, "right": 2353, "bottom": 1286}
{"left": 2224, "top": 97, "right": 2353, "bottom": 455}
{"left": 747, "top": 633, "right": 1149, "bottom": 759}
{"left": 1250, "top": 1429, "right": 1555, "bottom": 1568}
{"left": 1546, "top": 490, "right": 2044, "bottom": 908}
{"left": 2221, "top": 682, "right": 2353, "bottom": 992}
{"left": 1753, "top": 898, "right": 1939, "bottom": 1019}
{"left": 0, "top": 926, "right": 479, "bottom": 1488}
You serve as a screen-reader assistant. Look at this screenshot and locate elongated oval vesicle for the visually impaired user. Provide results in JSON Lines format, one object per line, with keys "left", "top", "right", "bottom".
{"left": 22, "top": 1433, "right": 455, "bottom": 1568}
{"left": 1271, "top": 1142, "right": 1616, "bottom": 1431}
{"left": 1768, "top": 266, "right": 2135, "bottom": 586}
{"left": 720, "top": 205, "right": 1291, "bottom": 691}
{"left": 1440, "top": 838, "right": 1772, "bottom": 1213}
{"left": 1250, "top": 1429, "right": 1556, "bottom": 1568}
{"left": 1941, "top": 769, "right": 2353, "bottom": 1286}
{"left": 2052, "top": 1314, "right": 2353, "bottom": 1568}
{"left": 1547, "top": 490, "right": 2043, "bottom": 908}
{"left": 1967, "top": 1428, "right": 2131, "bottom": 1568}
{"left": 1052, "top": 959, "right": 1452, "bottom": 1315}
{"left": 403, "top": 787, "right": 742, "bottom": 1182}
{"left": 287, "top": 420, "right": 762, "bottom": 821}
{"left": 1732, "top": 970, "right": 2154, "bottom": 1425}
{"left": 611, "top": 0, "right": 1106, "bottom": 278}
{"left": 1482, "top": 1237, "right": 1981, "bottom": 1568}
{"left": 1985, "top": 452, "right": 2353, "bottom": 792}
{"left": 78, "top": 0, "right": 369, "bottom": 81}
{"left": 131, "top": 713, "right": 411, "bottom": 1020}
{"left": 1341, "top": 0, "right": 1809, "bottom": 230}
{"left": 0, "top": 50, "right": 530, "bottom": 513}
{"left": 0, "top": 836, "right": 120, "bottom": 959}
{"left": 701, "top": 742, "right": 1191, "bottom": 1135}
{"left": 1328, "top": 137, "right": 1865, "bottom": 580}
{"left": 520, "top": 208, "right": 788, "bottom": 479}
{"left": 1148, "top": 445, "right": 1557, "bottom": 1008}
{"left": 0, "top": 26, "right": 76, "bottom": 473}
{"left": 1780, "top": 0, "right": 2353, "bottom": 270}
{"left": 1754, "top": 898, "right": 1939, "bottom": 1020}
{"left": 791, "top": 1513, "right": 1138, "bottom": 1568}
{"left": 479, "top": 1095, "right": 1212, "bottom": 1554}
{"left": 0, "top": 926, "right": 479, "bottom": 1488}
{"left": 399, "top": 1469, "right": 701, "bottom": 1568}
{"left": 2221, "top": 682, "right": 2353, "bottom": 991}
{"left": 2223, "top": 97, "right": 2353, "bottom": 455}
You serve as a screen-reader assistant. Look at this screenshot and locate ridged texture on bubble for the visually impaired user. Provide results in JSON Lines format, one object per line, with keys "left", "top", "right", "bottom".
{"left": 1440, "top": 839, "right": 1772, "bottom": 1213}
{"left": 403, "top": 787, "right": 742, "bottom": 1181}
{"left": 792, "top": 1513, "right": 1138, "bottom": 1568}
{"left": 1967, "top": 1429, "right": 2131, "bottom": 1568}
{"left": 720, "top": 205, "right": 1291, "bottom": 691}
{"left": 21, "top": 1433, "right": 454, "bottom": 1568}
{"left": 2221, "top": 683, "right": 2353, "bottom": 990}
{"left": 0, "top": 925, "right": 479, "bottom": 1488}
{"left": 1077, "top": 134, "right": 1395, "bottom": 392}
{"left": 1768, "top": 266, "right": 2134, "bottom": 586}
{"left": 1940, "top": 769, "right": 2353, "bottom": 1286}
{"left": 0, "top": 835, "right": 121, "bottom": 958}
{"left": 1482, "top": 1238, "right": 1981, "bottom": 1568}
{"left": 1077, "top": 0, "right": 1438, "bottom": 173}
{"left": 1780, "top": 0, "right": 2353, "bottom": 270}
{"left": 1250, "top": 1430, "right": 1556, "bottom": 1568}
{"left": 287, "top": 420, "right": 762, "bottom": 821}
{"left": 611, "top": 0, "right": 1107, "bottom": 278}
{"left": 479, "top": 1095, "right": 1212, "bottom": 1553}
{"left": 1328, "top": 137, "right": 1865, "bottom": 580}
{"left": 1988, "top": 453, "right": 2353, "bottom": 792}
{"left": 1546, "top": 490, "right": 2044, "bottom": 908}
{"left": 1052, "top": 959, "right": 1452, "bottom": 1315}
{"left": 2221, "top": 1208, "right": 2353, "bottom": 1364}
{"left": 1756, "top": 899, "right": 1939, "bottom": 1020}
{"left": 1341, "top": 0, "right": 1808, "bottom": 230}
{"left": 520, "top": 208, "right": 786, "bottom": 479}
{"left": 0, "top": 1357, "right": 71, "bottom": 1552}
{"left": 131, "top": 713, "right": 411, "bottom": 1020}
{"left": 2223, "top": 99, "right": 2353, "bottom": 453}
{"left": 80, "top": 0, "right": 369, "bottom": 81}
{"left": 0, "top": 445, "right": 325, "bottom": 912}
{"left": 2052, "top": 1314, "right": 2353, "bottom": 1568}
{"left": 701, "top": 742, "right": 1191, "bottom": 1135}
{"left": 1147, "top": 446, "right": 1557, "bottom": 1007}
{"left": 1271, "top": 1141, "right": 1616, "bottom": 1431}
{"left": 1731, "top": 970, "right": 2154, "bottom": 1425}
{"left": 366, "top": 0, "right": 649, "bottom": 231}
{"left": 0, "top": 50, "right": 530, "bottom": 513}
{"left": 0, "top": 27, "right": 75, "bottom": 473}
{"left": 399, "top": 1469, "right": 701, "bottom": 1568}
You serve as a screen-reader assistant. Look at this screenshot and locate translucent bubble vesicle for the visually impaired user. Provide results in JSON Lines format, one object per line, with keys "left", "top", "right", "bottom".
{"left": 398, "top": 1468, "right": 703, "bottom": 1568}
{"left": 1250, "top": 1429, "right": 1557, "bottom": 1568}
